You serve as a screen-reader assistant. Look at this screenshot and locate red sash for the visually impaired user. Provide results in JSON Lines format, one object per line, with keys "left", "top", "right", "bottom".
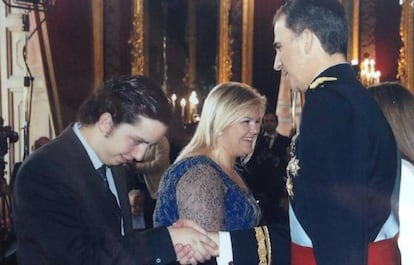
{"left": 291, "top": 236, "right": 401, "bottom": 265}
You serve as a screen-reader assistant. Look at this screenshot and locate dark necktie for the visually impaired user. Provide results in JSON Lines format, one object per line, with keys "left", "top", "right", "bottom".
{"left": 264, "top": 135, "right": 272, "bottom": 149}
{"left": 96, "top": 165, "right": 123, "bottom": 233}
{"left": 96, "top": 165, "right": 110, "bottom": 191}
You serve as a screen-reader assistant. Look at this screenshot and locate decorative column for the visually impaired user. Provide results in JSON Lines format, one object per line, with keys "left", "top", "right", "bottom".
{"left": 241, "top": 0, "right": 254, "bottom": 84}
{"left": 185, "top": 0, "right": 197, "bottom": 90}
{"left": 359, "top": 0, "right": 376, "bottom": 61}
{"left": 130, "top": 0, "right": 145, "bottom": 76}
{"left": 161, "top": 0, "right": 168, "bottom": 93}
{"left": 218, "top": 0, "right": 232, "bottom": 82}
{"left": 398, "top": 0, "right": 414, "bottom": 92}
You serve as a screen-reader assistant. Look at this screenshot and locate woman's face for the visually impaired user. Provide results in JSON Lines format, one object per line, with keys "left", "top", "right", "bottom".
{"left": 217, "top": 106, "right": 262, "bottom": 159}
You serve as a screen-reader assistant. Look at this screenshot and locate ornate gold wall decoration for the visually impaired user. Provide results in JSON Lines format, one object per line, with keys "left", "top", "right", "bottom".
{"left": 130, "top": 0, "right": 145, "bottom": 76}
{"left": 359, "top": 0, "right": 376, "bottom": 60}
{"left": 398, "top": 0, "right": 414, "bottom": 92}
{"left": 129, "top": 0, "right": 253, "bottom": 89}
{"left": 351, "top": 0, "right": 360, "bottom": 62}
{"left": 242, "top": 0, "right": 254, "bottom": 84}
{"left": 218, "top": 0, "right": 233, "bottom": 82}
{"left": 92, "top": 0, "right": 104, "bottom": 89}
{"left": 342, "top": 0, "right": 359, "bottom": 62}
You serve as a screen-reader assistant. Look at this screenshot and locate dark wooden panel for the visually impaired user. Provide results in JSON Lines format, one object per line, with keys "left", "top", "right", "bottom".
{"left": 37, "top": 0, "right": 95, "bottom": 133}
{"left": 252, "top": 0, "right": 283, "bottom": 113}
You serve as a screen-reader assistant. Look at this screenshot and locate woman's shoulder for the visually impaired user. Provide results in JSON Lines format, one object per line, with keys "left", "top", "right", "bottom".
{"left": 176, "top": 154, "right": 219, "bottom": 168}
{"left": 174, "top": 155, "right": 224, "bottom": 185}
{"left": 164, "top": 155, "right": 220, "bottom": 181}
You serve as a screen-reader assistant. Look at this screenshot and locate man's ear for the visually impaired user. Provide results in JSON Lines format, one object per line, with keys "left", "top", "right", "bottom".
{"left": 302, "top": 28, "right": 314, "bottom": 54}
{"left": 97, "top": 112, "right": 113, "bottom": 135}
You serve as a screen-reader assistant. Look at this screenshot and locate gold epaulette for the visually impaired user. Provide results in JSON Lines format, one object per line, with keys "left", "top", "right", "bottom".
{"left": 254, "top": 226, "right": 272, "bottom": 265}
{"left": 309, "top": 77, "right": 337, "bottom": 89}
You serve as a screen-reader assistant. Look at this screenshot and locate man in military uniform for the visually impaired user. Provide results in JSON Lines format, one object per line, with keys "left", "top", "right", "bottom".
{"left": 191, "top": 1, "right": 400, "bottom": 265}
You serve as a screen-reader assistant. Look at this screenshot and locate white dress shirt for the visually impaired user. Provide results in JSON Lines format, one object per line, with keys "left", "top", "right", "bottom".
{"left": 72, "top": 122, "right": 125, "bottom": 235}
{"left": 399, "top": 159, "right": 414, "bottom": 265}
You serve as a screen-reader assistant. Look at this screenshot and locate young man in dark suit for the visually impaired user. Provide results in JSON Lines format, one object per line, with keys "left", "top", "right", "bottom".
{"left": 13, "top": 75, "right": 217, "bottom": 265}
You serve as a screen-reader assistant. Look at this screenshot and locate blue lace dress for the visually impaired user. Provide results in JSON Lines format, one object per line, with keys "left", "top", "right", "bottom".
{"left": 153, "top": 155, "right": 261, "bottom": 231}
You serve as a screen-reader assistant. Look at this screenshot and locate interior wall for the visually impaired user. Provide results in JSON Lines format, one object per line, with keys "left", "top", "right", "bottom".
{"left": 40, "top": 0, "right": 95, "bottom": 131}
{"left": 31, "top": 0, "right": 133, "bottom": 132}
{"left": 252, "top": 0, "right": 283, "bottom": 113}
{"left": 103, "top": 0, "right": 133, "bottom": 80}
{"left": 0, "top": 2, "right": 54, "bottom": 179}
{"left": 375, "top": 0, "right": 402, "bottom": 82}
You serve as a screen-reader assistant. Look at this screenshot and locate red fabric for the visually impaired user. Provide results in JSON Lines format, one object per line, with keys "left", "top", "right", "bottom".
{"left": 291, "top": 236, "right": 401, "bottom": 265}
{"left": 291, "top": 243, "right": 317, "bottom": 265}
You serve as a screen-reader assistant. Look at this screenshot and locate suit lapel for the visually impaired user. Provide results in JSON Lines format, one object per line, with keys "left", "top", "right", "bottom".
{"left": 63, "top": 126, "right": 127, "bottom": 234}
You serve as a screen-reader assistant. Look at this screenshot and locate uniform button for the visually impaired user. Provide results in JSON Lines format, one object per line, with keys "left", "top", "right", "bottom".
{"left": 155, "top": 258, "right": 161, "bottom": 264}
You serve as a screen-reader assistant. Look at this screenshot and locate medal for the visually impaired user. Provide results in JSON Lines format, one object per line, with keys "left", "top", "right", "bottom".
{"left": 286, "top": 134, "right": 300, "bottom": 197}
{"left": 286, "top": 76, "right": 337, "bottom": 196}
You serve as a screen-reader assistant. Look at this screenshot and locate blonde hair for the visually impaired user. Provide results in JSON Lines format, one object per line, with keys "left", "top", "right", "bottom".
{"left": 176, "top": 82, "right": 267, "bottom": 162}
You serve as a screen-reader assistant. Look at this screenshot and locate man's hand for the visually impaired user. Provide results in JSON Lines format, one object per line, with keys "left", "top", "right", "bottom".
{"left": 174, "top": 243, "right": 196, "bottom": 265}
{"left": 168, "top": 219, "right": 219, "bottom": 264}
{"left": 175, "top": 219, "right": 220, "bottom": 246}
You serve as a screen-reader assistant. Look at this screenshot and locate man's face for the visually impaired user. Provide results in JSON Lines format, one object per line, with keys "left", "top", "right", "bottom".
{"left": 262, "top": 114, "right": 277, "bottom": 134}
{"left": 99, "top": 116, "right": 167, "bottom": 166}
{"left": 273, "top": 15, "right": 309, "bottom": 92}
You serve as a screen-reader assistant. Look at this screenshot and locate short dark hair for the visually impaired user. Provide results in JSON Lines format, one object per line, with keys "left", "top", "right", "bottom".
{"left": 273, "top": 0, "right": 348, "bottom": 55}
{"left": 264, "top": 112, "right": 278, "bottom": 123}
{"left": 33, "top": 136, "right": 50, "bottom": 150}
{"left": 78, "top": 75, "right": 172, "bottom": 127}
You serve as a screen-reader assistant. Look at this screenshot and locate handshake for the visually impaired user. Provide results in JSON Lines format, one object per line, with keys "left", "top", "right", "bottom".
{"left": 167, "top": 219, "right": 221, "bottom": 265}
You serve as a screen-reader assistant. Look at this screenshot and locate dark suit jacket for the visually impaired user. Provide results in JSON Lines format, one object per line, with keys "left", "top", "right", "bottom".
{"left": 245, "top": 131, "right": 291, "bottom": 194}
{"left": 13, "top": 126, "right": 176, "bottom": 265}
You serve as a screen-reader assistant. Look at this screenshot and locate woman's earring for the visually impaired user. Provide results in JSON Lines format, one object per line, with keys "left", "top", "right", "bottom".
{"left": 218, "top": 131, "right": 223, "bottom": 136}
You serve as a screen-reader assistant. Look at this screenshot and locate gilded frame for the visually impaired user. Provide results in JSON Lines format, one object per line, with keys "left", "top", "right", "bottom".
{"left": 130, "top": 0, "right": 254, "bottom": 86}
{"left": 342, "top": 0, "right": 360, "bottom": 62}
{"left": 398, "top": 1, "right": 413, "bottom": 92}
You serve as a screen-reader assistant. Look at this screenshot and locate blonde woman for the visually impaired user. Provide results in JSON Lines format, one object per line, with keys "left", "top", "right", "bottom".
{"left": 154, "top": 82, "right": 266, "bottom": 231}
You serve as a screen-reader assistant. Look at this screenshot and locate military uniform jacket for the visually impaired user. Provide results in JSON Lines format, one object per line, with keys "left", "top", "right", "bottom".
{"left": 229, "top": 64, "right": 398, "bottom": 265}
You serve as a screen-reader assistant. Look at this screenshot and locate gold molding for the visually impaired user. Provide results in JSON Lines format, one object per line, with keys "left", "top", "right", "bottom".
{"left": 343, "top": 0, "right": 360, "bottom": 62}
{"left": 92, "top": 0, "right": 103, "bottom": 89}
{"left": 130, "top": 0, "right": 145, "bottom": 76}
{"left": 218, "top": 0, "right": 232, "bottom": 82}
{"left": 130, "top": 0, "right": 253, "bottom": 87}
{"left": 359, "top": 0, "right": 376, "bottom": 61}
{"left": 351, "top": 0, "right": 360, "bottom": 62}
{"left": 398, "top": 1, "right": 414, "bottom": 92}
{"left": 242, "top": 0, "right": 254, "bottom": 85}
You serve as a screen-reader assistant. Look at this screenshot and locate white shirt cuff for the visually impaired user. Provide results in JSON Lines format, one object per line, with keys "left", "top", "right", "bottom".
{"left": 216, "top": 231, "right": 233, "bottom": 265}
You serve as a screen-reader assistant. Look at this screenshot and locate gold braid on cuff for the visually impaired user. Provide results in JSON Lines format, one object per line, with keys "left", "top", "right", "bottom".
{"left": 254, "top": 226, "right": 271, "bottom": 265}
